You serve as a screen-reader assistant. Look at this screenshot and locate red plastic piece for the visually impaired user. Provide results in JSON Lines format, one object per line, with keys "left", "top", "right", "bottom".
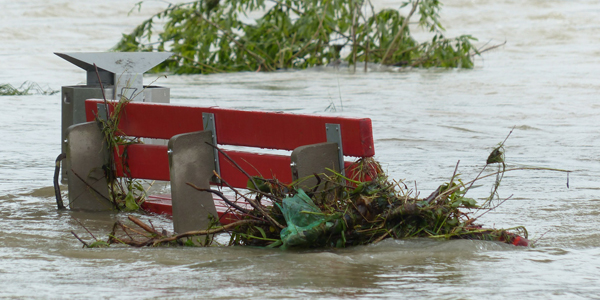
{"left": 512, "top": 236, "right": 529, "bottom": 247}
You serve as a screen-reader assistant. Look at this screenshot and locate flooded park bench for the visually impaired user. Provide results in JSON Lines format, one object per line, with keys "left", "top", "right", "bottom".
{"left": 65, "top": 99, "right": 376, "bottom": 233}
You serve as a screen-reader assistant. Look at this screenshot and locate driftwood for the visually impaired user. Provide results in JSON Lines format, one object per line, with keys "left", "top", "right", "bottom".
{"left": 82, "top": 215, "right": 268, "bottom": 248}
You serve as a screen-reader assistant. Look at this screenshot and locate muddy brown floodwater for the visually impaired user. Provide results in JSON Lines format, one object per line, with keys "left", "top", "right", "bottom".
{"left": 1, "top": 0, "right": 599, "bottom": 298}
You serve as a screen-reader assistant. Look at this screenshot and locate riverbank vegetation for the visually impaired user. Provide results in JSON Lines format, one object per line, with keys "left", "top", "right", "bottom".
{"left": 114, "top": 0, "right": 493, "bottom": 74}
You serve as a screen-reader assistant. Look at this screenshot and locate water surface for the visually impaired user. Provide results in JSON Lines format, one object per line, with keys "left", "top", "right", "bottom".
{"left": 1, "top": 0, "right": 599, "bottom": 298}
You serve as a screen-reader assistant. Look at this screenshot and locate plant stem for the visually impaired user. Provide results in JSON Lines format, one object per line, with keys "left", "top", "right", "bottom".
{"left": 382, "top": 0, "right": 419, "bottom": 65}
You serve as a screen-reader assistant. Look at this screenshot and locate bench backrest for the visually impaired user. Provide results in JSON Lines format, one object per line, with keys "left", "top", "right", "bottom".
{"left": 85, "top": 99, "right": 375, "bottom": 188}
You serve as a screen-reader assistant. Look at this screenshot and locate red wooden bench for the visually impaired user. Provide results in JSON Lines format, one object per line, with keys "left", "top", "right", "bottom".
{"left": 65, "top": 99, "right": 376, "bottom": 233}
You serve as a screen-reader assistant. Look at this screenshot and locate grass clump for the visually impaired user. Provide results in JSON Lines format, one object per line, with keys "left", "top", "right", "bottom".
{"left": 0, "top": 82, "right": 57, "bottom": 96}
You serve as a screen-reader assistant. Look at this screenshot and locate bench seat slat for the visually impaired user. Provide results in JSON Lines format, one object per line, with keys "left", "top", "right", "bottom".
{"left": 86, "top": 100, "right": 375, "bottom": 157}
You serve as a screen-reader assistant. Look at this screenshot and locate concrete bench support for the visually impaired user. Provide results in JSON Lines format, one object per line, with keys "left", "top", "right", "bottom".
{"left": 291, "top": 142, "right": 340, "bottom": 190}
{"left": 65, "top": 121, "right": 112, "bottom": 211}
{"left": 168, "top": 131, "right": 219, "bottom": 233}
{"left": 290, "top": 123, "right": 345, "bottom": 190}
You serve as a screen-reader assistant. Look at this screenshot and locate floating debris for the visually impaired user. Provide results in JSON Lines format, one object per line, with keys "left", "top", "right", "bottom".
{"left": 0, "top": 81, "right": 57, "bottom": 96}
{"left": 77, "top": 153, "right": 545, "bottom": 249}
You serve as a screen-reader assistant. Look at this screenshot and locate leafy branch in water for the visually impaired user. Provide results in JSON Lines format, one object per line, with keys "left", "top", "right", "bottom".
{"left": 114, "top": 0, "right": 486, "bottom": 74}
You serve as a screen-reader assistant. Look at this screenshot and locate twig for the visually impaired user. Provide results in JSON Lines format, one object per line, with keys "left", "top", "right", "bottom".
{"left": 499, "top": 126, "right": 515, "bottom": 148}
{"left": 74, "top": 218, "right": 97, "bottom": 241}
{"left": 351, "top": 0, "right": 358, "bottom": 72}
{"left": 206, "top": 143, "right": 271, "bottom": 201}
{"left": 470, "top": 194, "right": 513, "bottom": 223}
{"left": 382, "top": 0, "right": 419, "bottom": 64}
{"left": 108, "top": 223, "right": 119, "bottom": 244}
{"left": 120, "top": 222, "right": 154, "bottom": 239}
{"left": 71, "top": 231, "right": 89, "bottom": 248}
{"left": 93, "top": 63, "right": 110, "bottom": 115}
{"left": 212, "top": 173, "right": 285, "bottom": 228}
{"left": 288, "top": 1, "right": 329, "bottom": 63}
{"left": 311, "top": 173, "right": 322, "bottom": 194}
{"left": 70, "top": 169, "right": 113, "bottom": 204}
{"left": 463, "top": 165, "right": 488, "bottom": 197}
{"left": 434, "top": 166, "right": 571, "bottom": 202}
{"left": 128, "top": 215, "right": 162, "bottom": 237}
{"left": 204, "top": 144, "right": 285, "bottom": 229}
{"left": 449, "top": 160, "right": 460, "bottom": 185}
{"left": 531, "top": 229, "right": 551, "bottom": 246}
{"left": 364, "top": 0, "right": 375, "bottom": 72}
{"left": 477, "top": 40, "right": 507, "bottom": 55}
{"left": 117, "top": 221, "right": 135, "bottom": 241}
{"left": 186, "top": 182, "right": 250, "bottom": 214}
{"left": 424, "top": 161, "right": 460, "bottom": 204}
{"left": 151, "top": 219, "right": 266, "bottom": 246}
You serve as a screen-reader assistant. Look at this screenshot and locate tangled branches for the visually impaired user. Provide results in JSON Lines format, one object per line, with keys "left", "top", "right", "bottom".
{"left": 76, "top": 152, "right": 544, "bottom": 249}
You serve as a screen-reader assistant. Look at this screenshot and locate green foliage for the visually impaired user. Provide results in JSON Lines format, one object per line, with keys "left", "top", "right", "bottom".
{"left": 226, "top": 158, "right": 527, "bottom": 249}
{"left": 87, "top": 240, "right": 110, "bottom": 248}
{"left": 114, "top": 0, "right": 480, "bottom": 73}
{"left": 97, "top": 97, "right": 148, "bottom": 212}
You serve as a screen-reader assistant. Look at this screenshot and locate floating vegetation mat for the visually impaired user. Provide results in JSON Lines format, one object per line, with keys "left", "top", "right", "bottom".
{"left": 71, "top": 132, "right": 568, "bottom": 249}
{"left": 0, "top": 82, "right": 57, "bottom": 96}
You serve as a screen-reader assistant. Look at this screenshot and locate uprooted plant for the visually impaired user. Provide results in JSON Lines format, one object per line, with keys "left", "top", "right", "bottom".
{"left": 74, "top": 132, "right": 570, "bottom": 249}
{"left": 93, "top": 66, "right": 149, "bottom": 212}
{"left": 114, "top": 0, "right": 500, "bottom": 73}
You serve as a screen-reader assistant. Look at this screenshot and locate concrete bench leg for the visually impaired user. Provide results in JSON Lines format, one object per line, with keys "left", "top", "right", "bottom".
{"left": 168, "top": 131, "right": 219, "bottom": 234}
{"left": 65, "top": 121, "right": 112, "bottom": 211}
{"left": 290, "top": 142, "right": 340, "bottom": 191}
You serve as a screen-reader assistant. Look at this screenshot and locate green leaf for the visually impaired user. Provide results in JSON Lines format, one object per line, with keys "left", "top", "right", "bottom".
{"left": 88, "top": 240, "right": 110, "bottom": 248}
{"left": 266, "top": 240, "right": 283, "bottom": 248}
{"left": 124, "top": 191, "right": 139, "bottom": 211}
{"left": 255, "top": 226, "right": 267, "bottom": 239}
{"left": 247, "top": 177, "right": 270, "bottom": 192}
